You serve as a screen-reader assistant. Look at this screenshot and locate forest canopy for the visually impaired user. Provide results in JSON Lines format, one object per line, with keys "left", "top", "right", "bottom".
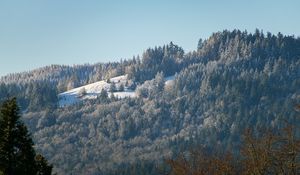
{"left": 0, "top": 29, "right": 299, "bottom": 174}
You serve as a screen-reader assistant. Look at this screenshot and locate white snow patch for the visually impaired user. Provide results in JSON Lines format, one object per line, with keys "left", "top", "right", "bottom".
{"left": 164, "top": 75, "right": 175, "bottom": 85}
{"left": 59, "top": 75, "right": 134, "bottom": 107}
{"left": 59, "top": 74, "right": 175, "bottom": 107}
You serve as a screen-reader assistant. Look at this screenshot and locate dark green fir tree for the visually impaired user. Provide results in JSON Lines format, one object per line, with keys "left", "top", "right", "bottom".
{"left": 0, "top": 97, "right": 52, "bottom": 175}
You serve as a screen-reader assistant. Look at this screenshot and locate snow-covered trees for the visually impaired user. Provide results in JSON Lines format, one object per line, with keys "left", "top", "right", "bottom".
{"left": 0, "top": 30, "right": 299, "bottom": 174}
{"left": 129, "top": 42, "right": 184, "bottom": 83}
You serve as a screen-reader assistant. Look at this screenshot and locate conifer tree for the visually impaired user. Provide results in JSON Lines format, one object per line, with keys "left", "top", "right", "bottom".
{"left": 119, "top": 84, "right": 125, "bottom": 92}
{"left": 99, "top": 89, "right": 109, "bottom": 103}
{"left": 110, "top": 82, "right": 116, "bottom": 92}
{"left": 0, "top": 98, "right": 52, "bottom": 175}
{"left": 35, "top": 154, "right": 53, "bottom": 175}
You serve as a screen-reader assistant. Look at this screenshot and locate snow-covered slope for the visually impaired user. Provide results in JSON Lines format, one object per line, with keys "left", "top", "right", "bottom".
{"left": 59, "top": 74, "right": 175, "bottom": 107}
{"left": 58, "top": 75, "right": 136, "bottom": 107}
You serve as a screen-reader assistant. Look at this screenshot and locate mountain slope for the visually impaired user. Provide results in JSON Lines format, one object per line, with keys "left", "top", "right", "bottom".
{"left": 1, "top": 30, "right": 299, "bottom": 175}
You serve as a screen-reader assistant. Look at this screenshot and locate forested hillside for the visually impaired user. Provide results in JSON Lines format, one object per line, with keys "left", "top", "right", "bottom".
{"left": 0, "top": 30, "right": 299, "bottom": 174}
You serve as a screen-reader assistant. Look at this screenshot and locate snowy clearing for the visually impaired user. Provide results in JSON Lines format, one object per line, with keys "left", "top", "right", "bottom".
{"left": 58, "top": 75, "right": 135, "bottom": 107}
{"left": 59, "top": 74, "right": 175, "bottom": 107}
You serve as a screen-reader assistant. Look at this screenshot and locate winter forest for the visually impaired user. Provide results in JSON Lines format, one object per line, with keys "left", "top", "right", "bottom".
{"left": 0, "top": 30, "right": 300, "bottom": 174}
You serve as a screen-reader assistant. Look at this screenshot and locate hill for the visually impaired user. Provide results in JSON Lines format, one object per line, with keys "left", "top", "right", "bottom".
{"left": 0, "top": 29, "right": 299, "bottom": 174}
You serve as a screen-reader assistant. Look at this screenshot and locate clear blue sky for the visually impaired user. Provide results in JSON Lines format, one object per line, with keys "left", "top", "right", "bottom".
{"left": 0, "top": 0, "right": 300, "bottom": 76}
